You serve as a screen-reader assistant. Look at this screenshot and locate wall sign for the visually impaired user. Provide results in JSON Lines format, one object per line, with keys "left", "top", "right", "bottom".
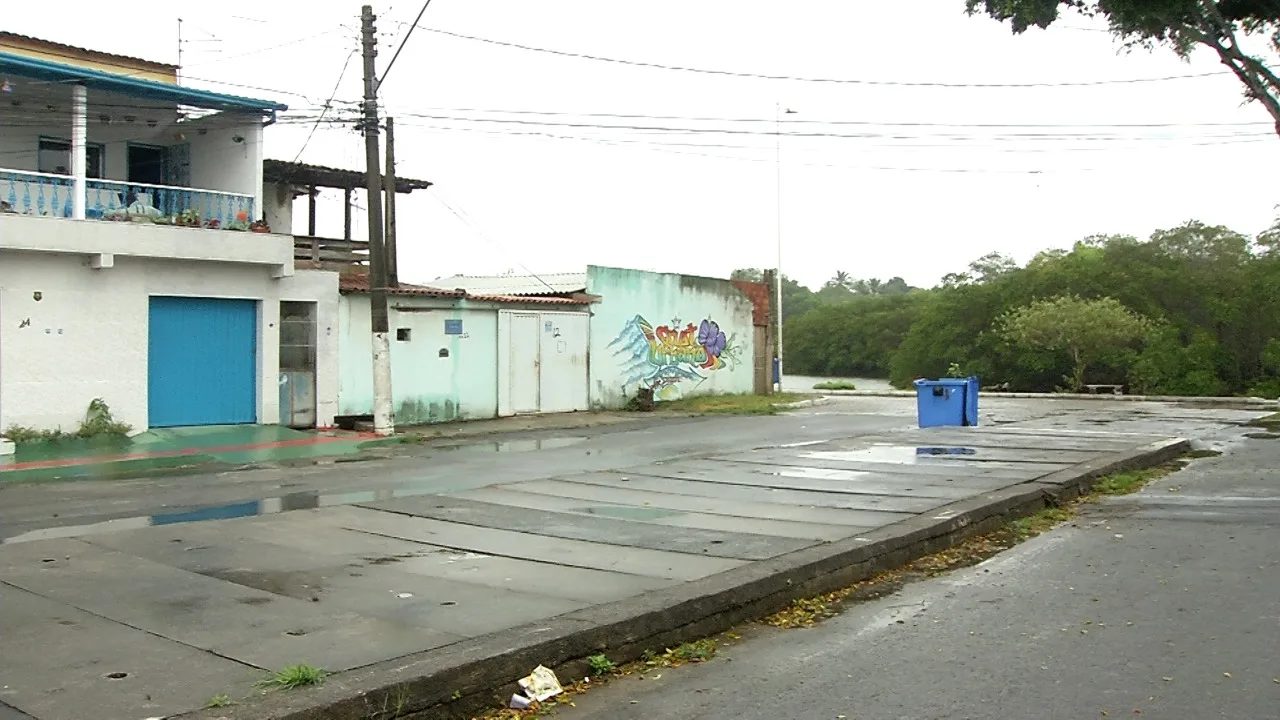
{"left": 444, "top": 319, "right": 463, "bottom": 335}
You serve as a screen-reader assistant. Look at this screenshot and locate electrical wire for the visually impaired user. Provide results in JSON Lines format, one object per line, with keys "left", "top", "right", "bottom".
{"left": 291, "top": 48, "right": 359, "bottom": 164}
{"left": 428, "top": 188, "right": 560, "bottom": 292}
{"left": 377, "top": 0, "right": 433, "bottom": 91}
{"left": 413, "top": 26, "right": 1240, "bottom": 89}
{"left": 378, "top": 104, "right": 1276, "bottom": 130}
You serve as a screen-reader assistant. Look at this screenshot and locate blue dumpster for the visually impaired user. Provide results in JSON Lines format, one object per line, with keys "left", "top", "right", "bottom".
{"left": 913, "top": 376, "right": 979, "bottom": 428}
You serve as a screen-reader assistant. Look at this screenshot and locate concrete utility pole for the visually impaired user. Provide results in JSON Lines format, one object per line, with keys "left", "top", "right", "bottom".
{"left": 383, "top": 116, "right": 399, "bottom": 287}
{"left": 360, "top": 5, "right": 395, "bottom": 436}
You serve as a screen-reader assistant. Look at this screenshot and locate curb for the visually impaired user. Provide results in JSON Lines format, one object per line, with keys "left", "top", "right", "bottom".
{"left": 184, "top": 436, "right": 1190, "bottom": 720}
{"left": 776, "top": 395, "right": 832, "bottom": 410}
{"left": 823, "top": 390, "right": 1279, "bottom": 407}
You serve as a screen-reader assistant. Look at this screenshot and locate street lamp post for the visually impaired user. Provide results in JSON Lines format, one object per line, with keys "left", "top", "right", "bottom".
{"left": 775, "top": 103, "right": 795, "bottom": 393}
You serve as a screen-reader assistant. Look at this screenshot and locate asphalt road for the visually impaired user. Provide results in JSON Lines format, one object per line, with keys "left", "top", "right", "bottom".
{"left": 555, "top": 430, "right": 1280, "bottom": 720}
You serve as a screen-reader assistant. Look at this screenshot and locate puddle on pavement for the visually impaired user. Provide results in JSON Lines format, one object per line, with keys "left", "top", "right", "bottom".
{"left": 766, "top": 466, "right": 873, "bottom": 480}
{"left": 430, "top": 436, "right": 587, "bottom": 454}
{"left": 803, "top": 445, "right": 980, "bottom": 465}
{"left": 1, "top": 436, "right": 592, "bottom": 545}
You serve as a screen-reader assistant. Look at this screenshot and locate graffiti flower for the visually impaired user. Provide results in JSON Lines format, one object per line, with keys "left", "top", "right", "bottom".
{"left": 698, "top": 319, "right": 727, "bottom": 358}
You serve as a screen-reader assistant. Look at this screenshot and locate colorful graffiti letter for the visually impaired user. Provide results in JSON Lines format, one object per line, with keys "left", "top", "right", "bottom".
{"left": 609, "top": 315, "right": 740, "bottom": 399}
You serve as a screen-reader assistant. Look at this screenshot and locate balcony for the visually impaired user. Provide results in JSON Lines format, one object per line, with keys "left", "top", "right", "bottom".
{"left": 1, "top": 169, "right": 259, "bottom": 231}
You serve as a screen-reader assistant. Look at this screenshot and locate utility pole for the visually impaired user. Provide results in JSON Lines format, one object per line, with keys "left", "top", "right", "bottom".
{"left": 360, "top": 5, "right": 394, "bottom": 436}
{"left": 383, "top": 116, "right": 399, "bottom": 287}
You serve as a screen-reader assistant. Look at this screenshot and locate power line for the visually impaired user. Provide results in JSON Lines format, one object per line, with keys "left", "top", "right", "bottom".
{"left": 291, "top": 49, "right": 360, "bottom": 164}
{"left": 377, "top": 0, "right": 433, "bottom": 91}
{"left": 380, "top": 104, "right": 1275, "bottom": 130}
{"left": 184, "top": 27, "right": 346, "bottom": 68}
{"left": 415, "top": 26, "right": 1237, "bottom": 89}
{"left": 428, "top": 189, "right": 560, "bottom": 292}
{"left": 380, "top": 111, "right": 1276, "bottom": 141}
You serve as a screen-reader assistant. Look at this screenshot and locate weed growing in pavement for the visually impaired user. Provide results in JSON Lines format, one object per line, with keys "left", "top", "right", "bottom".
{"left": 205, "top": 694, "right": 232, "bottom": 708}
{"left": 587, "top": 654, "right": 616, "bottom": 676}
{"left": 255, "top": 663, "right": 326, "bottom": 691}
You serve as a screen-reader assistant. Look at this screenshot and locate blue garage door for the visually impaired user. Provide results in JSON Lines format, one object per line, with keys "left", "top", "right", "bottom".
{"left": 148, "top": 296, "right": 258, "bottom": 427}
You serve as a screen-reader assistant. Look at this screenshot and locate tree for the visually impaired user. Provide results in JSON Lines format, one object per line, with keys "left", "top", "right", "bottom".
{"left": 966, "top": 0, "right": 1280, "bottom": 136}
{"left": 830, "top": 270, "right": 852, "bottom": 288}
{"left": 998, "top": 295, "right": 1152, "bottom": 391}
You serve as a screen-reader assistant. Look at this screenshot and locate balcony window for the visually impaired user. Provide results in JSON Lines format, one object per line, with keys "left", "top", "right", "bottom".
{"left": 37, "top": 138, "right": 104, "bottom": 179}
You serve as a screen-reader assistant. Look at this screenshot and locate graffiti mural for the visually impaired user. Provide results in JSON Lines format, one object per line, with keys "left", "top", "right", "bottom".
{"left": 609, "top": 315, "right": 742, "bottom": 399}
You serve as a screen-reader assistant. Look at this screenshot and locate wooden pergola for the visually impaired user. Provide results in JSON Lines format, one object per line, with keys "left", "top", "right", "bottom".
{"left": 262, "top": 159, "right": 432, "bottom": 239}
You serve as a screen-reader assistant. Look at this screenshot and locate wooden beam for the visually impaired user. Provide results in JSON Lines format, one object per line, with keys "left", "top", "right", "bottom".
{"left": 307, "top": 186, "right": 317, "bottom": 237}
{"left": 343, "top": 187, "right": 353, "bottom": 241}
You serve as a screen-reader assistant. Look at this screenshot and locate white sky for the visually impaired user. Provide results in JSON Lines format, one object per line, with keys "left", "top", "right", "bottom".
{"left": 11, "top": 1, "right": 1280, "bottom": 289}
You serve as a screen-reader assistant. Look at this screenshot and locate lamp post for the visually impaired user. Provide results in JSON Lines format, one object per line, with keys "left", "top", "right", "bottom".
{"left": 775, "top": 103, "right": 795, "bottom": 393}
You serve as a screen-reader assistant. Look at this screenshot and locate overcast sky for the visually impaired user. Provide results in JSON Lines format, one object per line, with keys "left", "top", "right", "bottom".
{"left": 13, "top": 1, "right": 1280, "bottom": 289}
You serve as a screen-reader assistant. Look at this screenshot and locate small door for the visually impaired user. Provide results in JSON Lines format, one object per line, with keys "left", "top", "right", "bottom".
{"left": 508, "top": 313, "right": 541, "bottom": 414}
{"left": 536, "top": 313, "right": 589, "bottom": 413}
{"left": 148, "top": 296, "right": 258, "bottom": 428}
{"left": 279, "top": 302, "right": 317, "bottom": 428}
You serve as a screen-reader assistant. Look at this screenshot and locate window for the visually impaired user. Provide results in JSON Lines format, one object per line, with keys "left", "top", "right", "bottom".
{"left": 396, "top": 328, "right": 412, "bottom": 342}
{"left": 37, "top": 138, "right": 104, "bottom": 178}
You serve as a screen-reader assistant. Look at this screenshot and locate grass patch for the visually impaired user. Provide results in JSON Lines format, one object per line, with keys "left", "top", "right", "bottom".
{"left": 812, "top": 380, "right": 858, "bottom": 391}
{"left": 255, "top": 664, "right": 326, "bottom": 691}
{"left": 587, "top": 654, "right": 616, "bottom": 676}
{"left": 205, "top": 694, "right": 232, "bottom": 708}
{"left": 1246, "top": 412, "right": 1280, "bottom": 432}
{"left": 1090, "top": 465, "right": 1178, "bottom": 496}
{"left": 657, "top": 393, "right": 811, "bottom": 415}
{"left": 3, "top": 399, "right": 132, "bottom": 445}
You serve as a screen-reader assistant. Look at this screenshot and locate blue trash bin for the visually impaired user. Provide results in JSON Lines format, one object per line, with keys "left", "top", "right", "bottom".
{"left": 913, "top": 377, "right": 979, "bottom": 428}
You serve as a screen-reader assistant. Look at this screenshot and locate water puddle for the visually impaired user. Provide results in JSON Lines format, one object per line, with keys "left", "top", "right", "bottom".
{"left": 766, "top": 466, "right": 872, "bottom": 480}
{"left": 430, "top": 437, "right": 588, "bottom": 455}
{"left": 803, "top": 445, "right": 979, "bottom": 465}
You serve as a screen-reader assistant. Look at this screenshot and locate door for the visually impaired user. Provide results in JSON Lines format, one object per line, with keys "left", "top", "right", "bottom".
{"left": 278, "top": 302, "right": 317, "bottom": 428}
{"left": 148, "top": 296, "right": 258, "bottom": 428}
{"left": 536, "top": 312, "right": 589, "bottom": 413}
{"left": 508, "top": 313, "right": 541, "bottom": 414}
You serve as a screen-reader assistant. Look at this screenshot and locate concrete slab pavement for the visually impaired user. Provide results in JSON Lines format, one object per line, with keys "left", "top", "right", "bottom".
{"left": 0, "top": 397, "right": 1264, "bottom": 719}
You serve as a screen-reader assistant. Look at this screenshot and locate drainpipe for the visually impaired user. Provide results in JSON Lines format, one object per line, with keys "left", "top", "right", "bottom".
{"left": 262, "top": 109, "right": 279, "bottom": 127}
{"left": 70, "top": 83, "right": 87, "bottom": 220}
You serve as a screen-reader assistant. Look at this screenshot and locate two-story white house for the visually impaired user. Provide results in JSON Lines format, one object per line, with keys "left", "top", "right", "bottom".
{"left": 0, "top": 33, "right": 339, "bottom": 435}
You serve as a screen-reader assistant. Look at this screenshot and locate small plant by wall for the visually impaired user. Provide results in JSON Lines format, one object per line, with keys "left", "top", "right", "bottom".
{"left": 2, "top": 398, "right": 132, "bottom": 445}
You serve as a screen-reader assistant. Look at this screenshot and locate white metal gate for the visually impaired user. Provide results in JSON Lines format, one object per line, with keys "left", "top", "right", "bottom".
{"left": 498, "top": 310, "right": 589, "bottom": 416}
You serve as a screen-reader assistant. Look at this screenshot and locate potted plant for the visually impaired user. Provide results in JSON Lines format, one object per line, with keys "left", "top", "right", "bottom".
{"left": 249, "top": 219, "right": 271, "bottom": 233}
{"left": 204, "top": 218, "right": 221, "bottom": 229}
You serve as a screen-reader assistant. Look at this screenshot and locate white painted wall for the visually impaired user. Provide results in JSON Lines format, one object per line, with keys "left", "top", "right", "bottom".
{"left": 262, "top": 181, "right": 294, "bottom": 236}
{"left": 586, "top": 265, "right": 756, "bottom": 409}
{"left": 0, "top": 88, "right": 264, "bottom": 215}
{"left": 185, "top": 119, "right": 264, "bottom": 217}
{"left": 0, "top": 251, "right": 338, "bottom": 434}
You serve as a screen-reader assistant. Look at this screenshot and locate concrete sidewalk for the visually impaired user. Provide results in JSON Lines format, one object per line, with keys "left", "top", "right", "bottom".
{"left": 0, "top": 400, "right": 1261, "bottom": 720}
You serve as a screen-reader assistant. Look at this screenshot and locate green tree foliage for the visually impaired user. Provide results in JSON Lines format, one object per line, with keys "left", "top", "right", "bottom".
{"left": 997, "top": 295, "right": 1150, "bottom": 391}
{"left": 778, "top": 218, "right": 1280, "bottom": 397}
{"left": 965, "top": 0, "right": 1280, "bottom": 136}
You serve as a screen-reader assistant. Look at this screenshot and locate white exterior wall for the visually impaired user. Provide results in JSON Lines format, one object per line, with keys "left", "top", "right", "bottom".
{"left": 262, "top": 181, "right": 294, "bottom": 236}
{"left": 586, "top": 265, "right": 756, "bottom": 409}
{"left": 0, "top": 251, "right": 338, "bottom": 434}
{"left": 0, "top": 89, "right": 263, "bottom": 216}
{"left": 185, "top": 120, "right": 264, "bottom": 218}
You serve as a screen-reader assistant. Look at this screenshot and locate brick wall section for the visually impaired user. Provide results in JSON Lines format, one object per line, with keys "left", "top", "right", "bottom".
{"left": 731, "top": 280, "right": 771, "bottom": 327}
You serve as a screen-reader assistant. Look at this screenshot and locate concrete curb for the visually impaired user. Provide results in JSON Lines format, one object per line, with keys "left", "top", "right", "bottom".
{"left": 824, "top": 390, "right": 1279, "bottom": 407}
{"left": 183, "top": 436, "right": 1190, "bottom": 720}
{"left": 776, "top": 395, "right": 833, "bottom": 410}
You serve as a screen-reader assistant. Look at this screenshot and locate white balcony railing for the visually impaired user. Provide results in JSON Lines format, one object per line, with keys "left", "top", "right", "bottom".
{"left": 0, "top": 169, "right": 257, "bottom": 230}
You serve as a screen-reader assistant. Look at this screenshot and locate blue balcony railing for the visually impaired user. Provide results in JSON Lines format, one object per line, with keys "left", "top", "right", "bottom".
{"left": 0, "top": 169, "right": 255, "bottom": 229}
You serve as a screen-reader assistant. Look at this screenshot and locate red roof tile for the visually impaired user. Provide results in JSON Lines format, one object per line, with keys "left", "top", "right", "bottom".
{"left": 339, "top": 272, "right": 589, "bottom": 305}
